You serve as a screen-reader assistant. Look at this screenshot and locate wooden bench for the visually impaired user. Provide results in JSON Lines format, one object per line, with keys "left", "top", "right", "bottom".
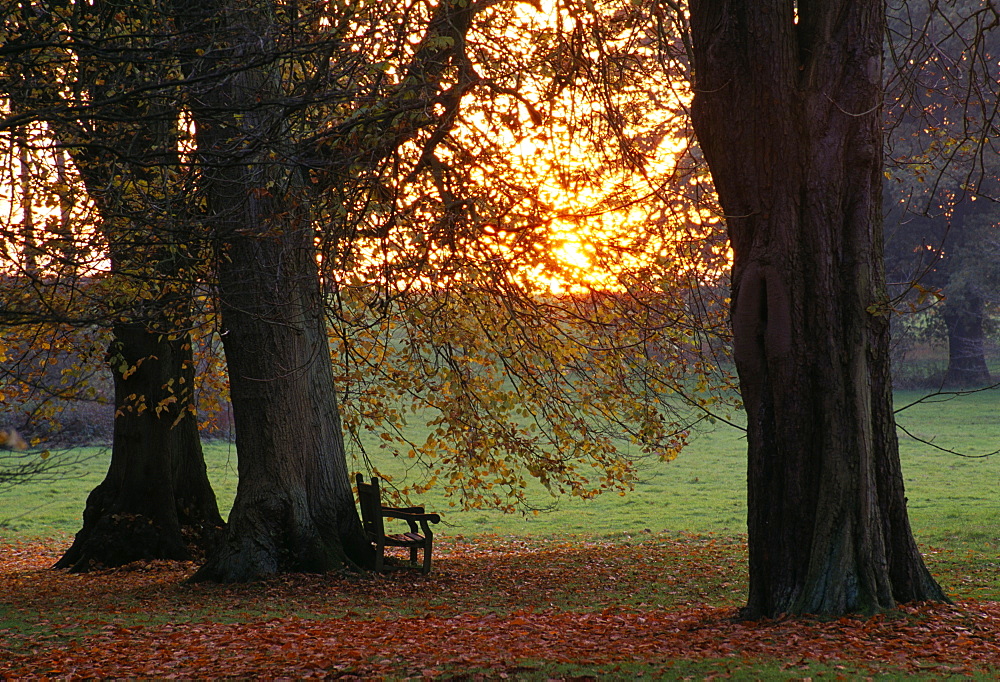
{"left": 355, "top": 474, "right": 441, "bottom": 575}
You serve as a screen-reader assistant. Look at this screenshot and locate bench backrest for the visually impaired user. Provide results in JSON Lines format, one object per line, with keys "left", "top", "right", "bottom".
{"left": 356, "top": 474, "right": 385, "bottom": 539}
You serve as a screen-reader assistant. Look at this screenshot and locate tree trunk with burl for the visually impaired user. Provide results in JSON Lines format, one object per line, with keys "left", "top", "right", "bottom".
{"left": 688, "top": 0, "right": 947, "bottom": 617}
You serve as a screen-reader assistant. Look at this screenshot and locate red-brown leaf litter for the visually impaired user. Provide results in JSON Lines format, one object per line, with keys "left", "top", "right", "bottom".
{"left": 2, "top": 535, "right": 999, "bottom": 678}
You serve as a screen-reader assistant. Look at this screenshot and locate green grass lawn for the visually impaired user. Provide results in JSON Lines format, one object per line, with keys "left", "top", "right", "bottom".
{"left": 892, "top": 388, "right": 1000, "bottom": 546}
{"left": 3, "top": 388, "right": 997, "bottom": 550}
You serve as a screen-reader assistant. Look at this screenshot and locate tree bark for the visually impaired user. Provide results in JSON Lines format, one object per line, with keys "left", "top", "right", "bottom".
{"left": 190, "top": 230, "right": 375, "bottom": 581}
{"left": 172, "top": 0, "right": 374, "bottom": 581}
{"left": 942, "top": 287, "right": 992, "bottom": 388}
{"left": 939, "top": 199, "right": 993, "bottom": 389}
{"left": 55, "top": 325, "right": 224, "bottom": 571}
{"left": 34, "top": 0, "right": 225, "bottom": 570}
{"left": 688, "top": 0, "right": 947, "bottom": 617}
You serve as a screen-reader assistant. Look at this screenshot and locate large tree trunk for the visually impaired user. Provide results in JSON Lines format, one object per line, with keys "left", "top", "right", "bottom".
{"left": 688, "top": 0, "right": 947, "bottom": 617}
{"left": 173, "top": 0, "right": 374, "bottom": 582}
{"left": 942, "top": 287, "right": 992, "bottom": 388}
{"left": 191, "top": 230, "right": 375, "bottom": 581}
{"left": 939, "top": 200, "right": 992, "bottom": 389}
{"left": 55, "top": 325, "right": 223, "bottom": 571}
{"left": 44, "top": 0, "right": 225, "bottom": 570}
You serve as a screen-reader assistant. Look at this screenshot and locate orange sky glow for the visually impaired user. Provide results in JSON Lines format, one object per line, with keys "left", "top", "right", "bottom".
{"left": 1, "top": 1, "right": 727, "bottom": 294}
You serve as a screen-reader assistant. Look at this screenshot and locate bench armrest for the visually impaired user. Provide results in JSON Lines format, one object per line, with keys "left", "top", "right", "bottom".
{"left": 383, "top": 505, "right": 426, "bottom": 514}
{"left": 382, "top": 508, "right": 441, "bottom": 524}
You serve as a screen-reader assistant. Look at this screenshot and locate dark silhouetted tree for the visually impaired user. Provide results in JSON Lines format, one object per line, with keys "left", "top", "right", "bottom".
{"left": 687, "top": 0, "right": 948, "bottom": 617}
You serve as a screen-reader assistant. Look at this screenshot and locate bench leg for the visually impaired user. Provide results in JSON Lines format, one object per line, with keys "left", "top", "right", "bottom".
{"left": 422, "top": 540, "right": 432, "bottom": 574}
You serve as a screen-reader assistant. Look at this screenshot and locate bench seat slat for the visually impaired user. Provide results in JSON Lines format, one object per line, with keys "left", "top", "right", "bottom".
{"left": 385, "top": 532, "right": 426, "bottom": 545}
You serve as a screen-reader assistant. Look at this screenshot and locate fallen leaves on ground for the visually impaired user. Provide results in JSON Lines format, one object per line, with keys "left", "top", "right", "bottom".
{"left": 1, "top": 534, "right": 998, "bottom": 678}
